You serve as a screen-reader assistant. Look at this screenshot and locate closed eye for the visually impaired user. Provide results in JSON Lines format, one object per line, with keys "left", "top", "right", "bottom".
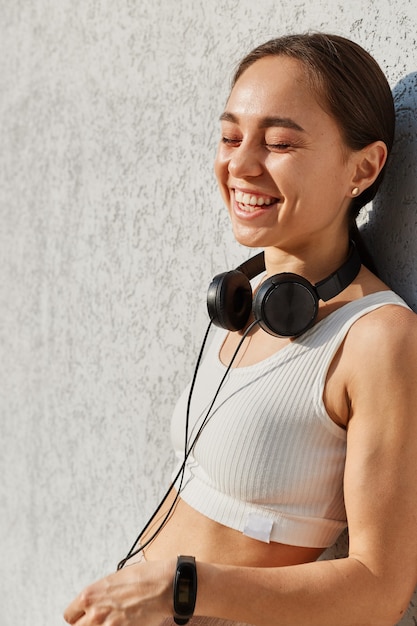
{"left": 221, "top": 136, "right": 241, "bottom": 146}
{"left": 265, "top": 142, "right": 292, "bottom": 151}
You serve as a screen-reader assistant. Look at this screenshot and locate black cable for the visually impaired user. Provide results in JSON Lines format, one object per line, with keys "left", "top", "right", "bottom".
{"left": 117, "top": 321, "right": 213, "bottom": 570}
{"left": 117, "top": 318, "right": 259, "bottom": 570}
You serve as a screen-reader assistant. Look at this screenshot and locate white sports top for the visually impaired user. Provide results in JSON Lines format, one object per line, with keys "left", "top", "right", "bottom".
{"left": 170, "top": 291, "right": 409, "bottom": 548}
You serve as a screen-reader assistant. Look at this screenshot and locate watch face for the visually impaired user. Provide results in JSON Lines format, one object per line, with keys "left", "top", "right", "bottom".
{"left": 177, "top": 577, "right": 192, "bottom": 607}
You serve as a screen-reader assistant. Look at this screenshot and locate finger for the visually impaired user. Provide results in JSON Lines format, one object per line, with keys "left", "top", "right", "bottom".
{"left": 64, "top": 613, "right": 89, "bottom": 626}
{"left": 63, "top": 611, "right": 84, "bottom": 624}
{"left": 63, "top": 596, "right": 87, "bottom": 624}
{"left": 64, "top": 579, "right": 103, "bottom": 624}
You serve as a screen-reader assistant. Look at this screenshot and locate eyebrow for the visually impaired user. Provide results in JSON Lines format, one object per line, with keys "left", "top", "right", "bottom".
{"left": 219, "top": 111, "right": 305, "bottom": 133}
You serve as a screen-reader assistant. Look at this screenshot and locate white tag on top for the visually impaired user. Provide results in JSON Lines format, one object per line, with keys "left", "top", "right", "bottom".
{"left": 243, "top": 513, "right": 273, "bottom": 543}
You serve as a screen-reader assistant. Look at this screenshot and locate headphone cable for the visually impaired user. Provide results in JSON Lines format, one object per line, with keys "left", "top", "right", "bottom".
{"left": 117, "top": 318, "right": 259, "bottom": 570}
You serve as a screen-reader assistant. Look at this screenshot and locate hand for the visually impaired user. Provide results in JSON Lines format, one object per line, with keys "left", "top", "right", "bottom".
{"left": 63, "top": 559, "right": 174, "bottom": 625}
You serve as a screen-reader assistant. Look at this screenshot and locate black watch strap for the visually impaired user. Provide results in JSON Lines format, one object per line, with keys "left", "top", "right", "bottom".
{"left": 173, "top": 555, "right": 197, "bottom": 625}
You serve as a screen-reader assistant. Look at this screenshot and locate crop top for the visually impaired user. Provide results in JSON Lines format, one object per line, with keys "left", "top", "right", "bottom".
{"left": 170, "top": 291, "right": 410, "bottom": 548}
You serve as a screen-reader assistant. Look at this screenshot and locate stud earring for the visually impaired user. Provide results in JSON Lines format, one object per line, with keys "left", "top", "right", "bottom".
{"left": 352, "top": 187, "right": 360, "bottom": 196}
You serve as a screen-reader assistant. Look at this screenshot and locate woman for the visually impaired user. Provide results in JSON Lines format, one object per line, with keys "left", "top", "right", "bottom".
{"left": 64, "top": 33, "right": 417, "bottom": 625}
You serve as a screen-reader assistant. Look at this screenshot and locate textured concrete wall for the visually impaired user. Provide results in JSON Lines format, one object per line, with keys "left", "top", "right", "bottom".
{"left": 1, "top": 1, "right": 416, "bottom": 624}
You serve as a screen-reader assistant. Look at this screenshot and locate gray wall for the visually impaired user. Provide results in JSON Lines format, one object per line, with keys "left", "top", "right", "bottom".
{"left": 1, "top": 1, "right": 416, "bottom": 624}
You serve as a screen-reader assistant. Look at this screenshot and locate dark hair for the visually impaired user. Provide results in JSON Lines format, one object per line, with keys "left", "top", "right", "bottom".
{"left": 232, "top": 33, "right": 395, "bottom": 241}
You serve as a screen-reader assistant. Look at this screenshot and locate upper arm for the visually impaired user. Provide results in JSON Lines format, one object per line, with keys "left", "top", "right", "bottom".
{"left": 342, "top": 305, "right": 417, "bottom": 599}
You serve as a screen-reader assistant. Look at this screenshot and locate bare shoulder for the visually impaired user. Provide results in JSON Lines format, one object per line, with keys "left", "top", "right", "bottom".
{"left": 346, "top": 294, "right": 417, "bottom": 359}
{"left": 342, "top": 264, "right": 417, "bottom": 352}
{"left": 343, "top": 293, "right": 417, "bottom": 401}
{"left": 325, "top": 293, "right": 417, "bottom": 425}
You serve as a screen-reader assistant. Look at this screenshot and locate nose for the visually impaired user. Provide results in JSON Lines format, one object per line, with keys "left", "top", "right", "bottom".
{"left": 228, "top": 142, "right": 263, "bottom": 179}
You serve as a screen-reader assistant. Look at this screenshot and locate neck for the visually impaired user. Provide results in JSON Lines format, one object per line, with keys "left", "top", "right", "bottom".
{"left": 263, "top": 238, "right": 351, "bottom": 284}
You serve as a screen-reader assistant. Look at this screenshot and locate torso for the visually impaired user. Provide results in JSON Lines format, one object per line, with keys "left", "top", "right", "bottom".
{"left": 142, "top": 267, "right": 391, "bottom": 569}
{"left": 142, "top": 489, "right": 324, "bottom": 566}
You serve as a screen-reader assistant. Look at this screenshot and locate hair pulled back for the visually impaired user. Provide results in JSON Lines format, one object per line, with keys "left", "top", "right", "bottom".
{"left": 232, "top": 33, "right": 395, "bottom": 221}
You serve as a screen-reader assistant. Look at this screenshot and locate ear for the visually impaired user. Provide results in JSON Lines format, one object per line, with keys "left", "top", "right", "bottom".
{"left": 350, "top": 140, "right": 388, "bottom": 192}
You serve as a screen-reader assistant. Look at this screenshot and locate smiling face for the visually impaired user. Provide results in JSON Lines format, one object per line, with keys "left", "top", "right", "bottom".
{"left": 214, "top": 55, "right": 359, "bottom": 256}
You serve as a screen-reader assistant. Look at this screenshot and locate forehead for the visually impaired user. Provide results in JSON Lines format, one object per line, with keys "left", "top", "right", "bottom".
{"left": 226, "top": 56, "right": 323, "bottom": 121}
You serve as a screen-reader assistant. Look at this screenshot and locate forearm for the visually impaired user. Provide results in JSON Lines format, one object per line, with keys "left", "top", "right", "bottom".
{"left": 195, "top": 556, "right": 407, "bottom": 626}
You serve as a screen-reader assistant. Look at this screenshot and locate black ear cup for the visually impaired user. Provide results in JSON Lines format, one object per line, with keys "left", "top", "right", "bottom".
{"left": 253, "top": 274, "right": 319, "bottom": 337}
{"left": 207, "top": 270, "right": 253, "bottom": 331}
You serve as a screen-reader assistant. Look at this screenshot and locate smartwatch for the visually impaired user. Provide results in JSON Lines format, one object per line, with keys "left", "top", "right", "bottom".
{"left": 173, "top": 555, "right": 198, "bottom": 625}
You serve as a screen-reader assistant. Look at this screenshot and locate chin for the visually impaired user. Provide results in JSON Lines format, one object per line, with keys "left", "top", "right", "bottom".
{"left": 233, "top": 233, "right": 268, "bottom": 250}
{"left": 231, "top": 223, "right": 272, "bottom": 250}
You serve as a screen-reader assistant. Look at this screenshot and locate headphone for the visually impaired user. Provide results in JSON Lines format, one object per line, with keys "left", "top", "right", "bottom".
{"left": 207, "top": 242, "right": 361, "bottom": 338}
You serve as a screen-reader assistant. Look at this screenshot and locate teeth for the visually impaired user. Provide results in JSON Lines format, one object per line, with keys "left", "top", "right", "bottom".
{"left": 235, "top": 190, "right": 276, "bottom": 207}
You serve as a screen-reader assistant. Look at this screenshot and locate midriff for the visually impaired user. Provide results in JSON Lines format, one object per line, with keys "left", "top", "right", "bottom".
{"left": 141, "top": 489, "right": 324, "bottom": 567}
